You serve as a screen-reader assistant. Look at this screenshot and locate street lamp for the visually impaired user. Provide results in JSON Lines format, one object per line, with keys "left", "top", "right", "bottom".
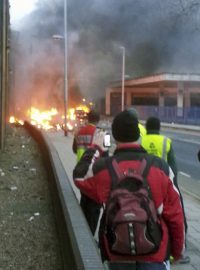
{"left": 63, "top": 0, "right": 68, "bottom": 136}
{"left": 52, "top": 2, "right": 68, "bottom": 136}
{"left": 120, "top": 46, "right": 125, "bottom": 111}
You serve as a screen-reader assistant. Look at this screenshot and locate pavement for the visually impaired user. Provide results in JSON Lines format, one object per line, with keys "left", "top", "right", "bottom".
{"left": 47, "top": 130, "right": 200, "bottom": 270}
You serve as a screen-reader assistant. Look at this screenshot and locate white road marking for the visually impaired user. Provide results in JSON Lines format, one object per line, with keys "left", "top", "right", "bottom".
{"left": 176, "top": 138, "right": 200, "bottom": 145}
{"left": 179, "top": 171, "right": 191, "bottom": 178}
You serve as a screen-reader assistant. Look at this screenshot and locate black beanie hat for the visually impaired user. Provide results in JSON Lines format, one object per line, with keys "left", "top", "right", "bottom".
{"left": 146, "top": 117, "right": 160, "bottom": 131}
{"left": 112, "top": 110, "right": 140, "bottom": 142}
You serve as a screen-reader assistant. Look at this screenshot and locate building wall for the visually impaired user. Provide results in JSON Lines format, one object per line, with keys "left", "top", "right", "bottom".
{"left": 106, "top": 83, "right": 200, "bottom": 116}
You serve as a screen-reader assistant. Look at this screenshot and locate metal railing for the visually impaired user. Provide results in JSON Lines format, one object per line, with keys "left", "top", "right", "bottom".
{"left": 134, "top": 106, "right": 200, "bottom": 125}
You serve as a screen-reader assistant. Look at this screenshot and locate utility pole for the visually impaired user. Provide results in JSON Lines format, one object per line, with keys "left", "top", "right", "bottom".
{"left": 120, "top": 46, "right": 125, "bottom": 111}
{"left": 63, "top": 0, "right": 68, "bottom": 136}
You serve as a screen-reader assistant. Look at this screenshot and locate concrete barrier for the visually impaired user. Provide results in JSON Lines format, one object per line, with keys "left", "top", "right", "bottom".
{"left": 24, "top": 121, "right": 105, "bottom": 270}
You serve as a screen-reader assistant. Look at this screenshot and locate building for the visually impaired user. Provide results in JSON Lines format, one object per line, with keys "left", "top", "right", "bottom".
{"left": 106, "top": 73, "right": 200, "bottom": 119}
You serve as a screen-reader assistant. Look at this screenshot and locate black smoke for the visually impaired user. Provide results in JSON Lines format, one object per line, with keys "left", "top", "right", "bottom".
{"left": 11, "top": 0, "right": 200, "bottom": 113}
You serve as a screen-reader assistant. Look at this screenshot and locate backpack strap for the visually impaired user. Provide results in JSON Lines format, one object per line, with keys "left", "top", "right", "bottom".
{"left": 139, "top": 156, "right": 160, "bottom": 224}
{"left": 105, "top": 157, "right": 122, "bottom": 190}
{"left": 140, "top": 155, "right": 155, "bottom": 199}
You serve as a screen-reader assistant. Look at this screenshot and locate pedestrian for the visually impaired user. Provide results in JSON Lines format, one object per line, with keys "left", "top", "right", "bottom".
{"left": 73, "top": 110, "right": 185, "bottom": 270}
{"left": 198, "top": 150, "right": 200, "bottom": 162}
{"left": 73, "top": 109, "right": 100, "bottom": 162}
{"left": 141, "top": 117, "right": 177, "bottom": 180}
{"left": 72, "top": 109, "right": 109, "bottom": 235}
{"left": 141, "top": 116, "right": 190, "bottom": 264}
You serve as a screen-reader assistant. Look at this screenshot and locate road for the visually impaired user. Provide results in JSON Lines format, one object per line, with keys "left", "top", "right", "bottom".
{"left": 162, "top": 129, "right": 200, "bottom": 182}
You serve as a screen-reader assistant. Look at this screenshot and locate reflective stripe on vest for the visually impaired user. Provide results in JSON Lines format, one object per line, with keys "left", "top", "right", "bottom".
{"left": 76, "top": 133, "right": 94, "bottom": 162}
{"left": 141, "top": 134, "right": 171, "bottom": 161}
{"left": 77, "top": 147, "right": 86, "bottom": 162}
{"left": 76, "top": 134, "right": 93, "bottom": 146}
{"left": 162, "top": 136, "right": 167, "bottom": 160}
{"left": 138, "top": 123, "right": 146, "bottom": 137}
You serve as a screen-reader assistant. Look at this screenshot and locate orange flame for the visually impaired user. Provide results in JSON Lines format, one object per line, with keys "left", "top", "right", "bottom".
{"left": 28, "top": 107, "right": 58, "bottom": 130}
{"left": 9, "top": 116, "right": 24, "bottom": 125}
{"left": 9, "top": 104, "right": 89, "bottom": 131}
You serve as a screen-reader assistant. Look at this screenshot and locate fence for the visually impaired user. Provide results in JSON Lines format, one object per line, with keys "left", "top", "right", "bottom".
{"left": 133, "top": 106, "right": 200, "bottom": 125}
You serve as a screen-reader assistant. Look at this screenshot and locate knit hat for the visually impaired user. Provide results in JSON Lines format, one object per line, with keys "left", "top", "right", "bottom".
{"left": 112, "top": 110, "right": 140, "bottom": 142}
{"left": 146, "top": 117, "right": 160, "bottom": 131}
{"left": 126, "top": 107, "right": 139, "bottom": 119}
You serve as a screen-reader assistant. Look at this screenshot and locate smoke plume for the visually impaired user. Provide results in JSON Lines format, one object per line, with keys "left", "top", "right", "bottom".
{"left": 11, "top": 0, "right": 200, "bottom": 115}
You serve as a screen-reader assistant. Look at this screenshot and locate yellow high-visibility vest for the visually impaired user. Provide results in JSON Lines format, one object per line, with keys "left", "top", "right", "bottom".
{"left": 75, "top": 124, "right": 96, "bottom": 162}
{"left": 141, "top": 134, "right": 171, "bottom": 161}
{"left": 76, "top": 134, "right": 94, "bottom": 162}
{"left": 138, "top": 123, "right": 146, "bottom": 137}
{"left": 77, "top": 147, "right": 87, "bottom": 162}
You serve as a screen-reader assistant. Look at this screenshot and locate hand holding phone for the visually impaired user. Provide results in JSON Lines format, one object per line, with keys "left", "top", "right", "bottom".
{"left": 92, "top": 129, "right": 111, "bottom": 152}
{"left": 103, "top": 133, "right": 111, "bottom": 147}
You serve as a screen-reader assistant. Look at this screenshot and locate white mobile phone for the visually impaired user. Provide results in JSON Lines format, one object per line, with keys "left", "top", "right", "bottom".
{"left": 104, "top": 134, "right": 111, "bottom": 147}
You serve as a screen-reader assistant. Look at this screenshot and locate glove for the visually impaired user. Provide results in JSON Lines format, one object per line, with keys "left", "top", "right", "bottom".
{"left": 91, "top": 128, "right": 110, "bottom": 153}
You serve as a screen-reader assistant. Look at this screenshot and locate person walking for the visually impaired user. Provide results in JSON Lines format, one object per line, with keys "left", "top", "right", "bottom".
{"left": 72, "top": 109, "right": 109, "bottom": 235}
{"left": 141, "top": 116, "right": 190, "bottom": 264}
{"left": 73, "top": 110, "right": 185, "bottom": 270}
{"left": 73, "top": 109, "right": 101, "bottom": 162}
{"left": 141, "top": 117, "right": 177, "bottom": 179}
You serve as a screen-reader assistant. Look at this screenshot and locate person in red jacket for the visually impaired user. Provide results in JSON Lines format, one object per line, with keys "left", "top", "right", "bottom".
{"left": 73, "top": 110, "right": 100, "bottom": 162}
{"left": 73, "top": 110, "right": 185, "bottom": 270}
{"left": 73, "top": 109, "right": 109, "bottom": 235}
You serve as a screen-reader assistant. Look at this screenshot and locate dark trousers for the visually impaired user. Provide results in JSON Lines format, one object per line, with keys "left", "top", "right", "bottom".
{"left": 174, "top": 175, "right": 188, "bottom": 234}
{"left": 80, "top": 193, "right": 101, "bottom": 235}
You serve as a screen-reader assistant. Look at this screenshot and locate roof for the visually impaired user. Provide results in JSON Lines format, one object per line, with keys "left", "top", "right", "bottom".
{"left": 108, "top": 72, "right": 200, "bottom": 89}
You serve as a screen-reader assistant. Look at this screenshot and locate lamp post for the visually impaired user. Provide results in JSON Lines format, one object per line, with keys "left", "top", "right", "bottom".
{"left": 63, "top": 0, "right": 68, "bottom": 136}
{"left": 52, "top": 1, "right": 68, "bottom": 137}
{"left": 120, "top": 46, "right": 125, "bottom": 111}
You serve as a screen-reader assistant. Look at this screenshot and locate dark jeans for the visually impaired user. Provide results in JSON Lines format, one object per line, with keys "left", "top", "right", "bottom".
{"left": 174, "top": 175, "right": 188, "bottom": 234}
{"left": 80, "top": 193, "right": 101, "bottom": 235}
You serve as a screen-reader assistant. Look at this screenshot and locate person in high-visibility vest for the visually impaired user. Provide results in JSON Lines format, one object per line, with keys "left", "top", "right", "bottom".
{"left": 72, "top": 110, "right": 109, "bottom": 235}
{"left": 73, "top": 110, "right": 100, "bottom": 162}
{"left": 141, "top": 116, "right": 190, "bottom": 264}
{"left": 141, "top": 116, "right": 177, "bottom": 176}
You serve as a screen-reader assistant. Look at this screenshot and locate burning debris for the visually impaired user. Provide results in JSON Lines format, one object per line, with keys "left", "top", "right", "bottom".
{"left": 28, "top": 107, "right": 58, "bottom": 130}
{"left": 9, "top": 116, "right": 24, "bottom": 126}
{"left": 9, "top": 105, "right": 90, "bottom": 132}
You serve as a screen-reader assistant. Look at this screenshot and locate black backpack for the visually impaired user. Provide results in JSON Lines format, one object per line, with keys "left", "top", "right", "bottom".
{"left": 102, "top": 157, "right": 162, "bottom": 256}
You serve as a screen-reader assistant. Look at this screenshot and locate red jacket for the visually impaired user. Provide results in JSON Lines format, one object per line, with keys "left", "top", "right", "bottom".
{"left": 73, "top": 123, "right": 97, "bottom": 149}
{"left": 73, "top": 143, "right": 185, "bottom": 262}
{"left": 72, "top": 123, "right": 97, "bottom": 161}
